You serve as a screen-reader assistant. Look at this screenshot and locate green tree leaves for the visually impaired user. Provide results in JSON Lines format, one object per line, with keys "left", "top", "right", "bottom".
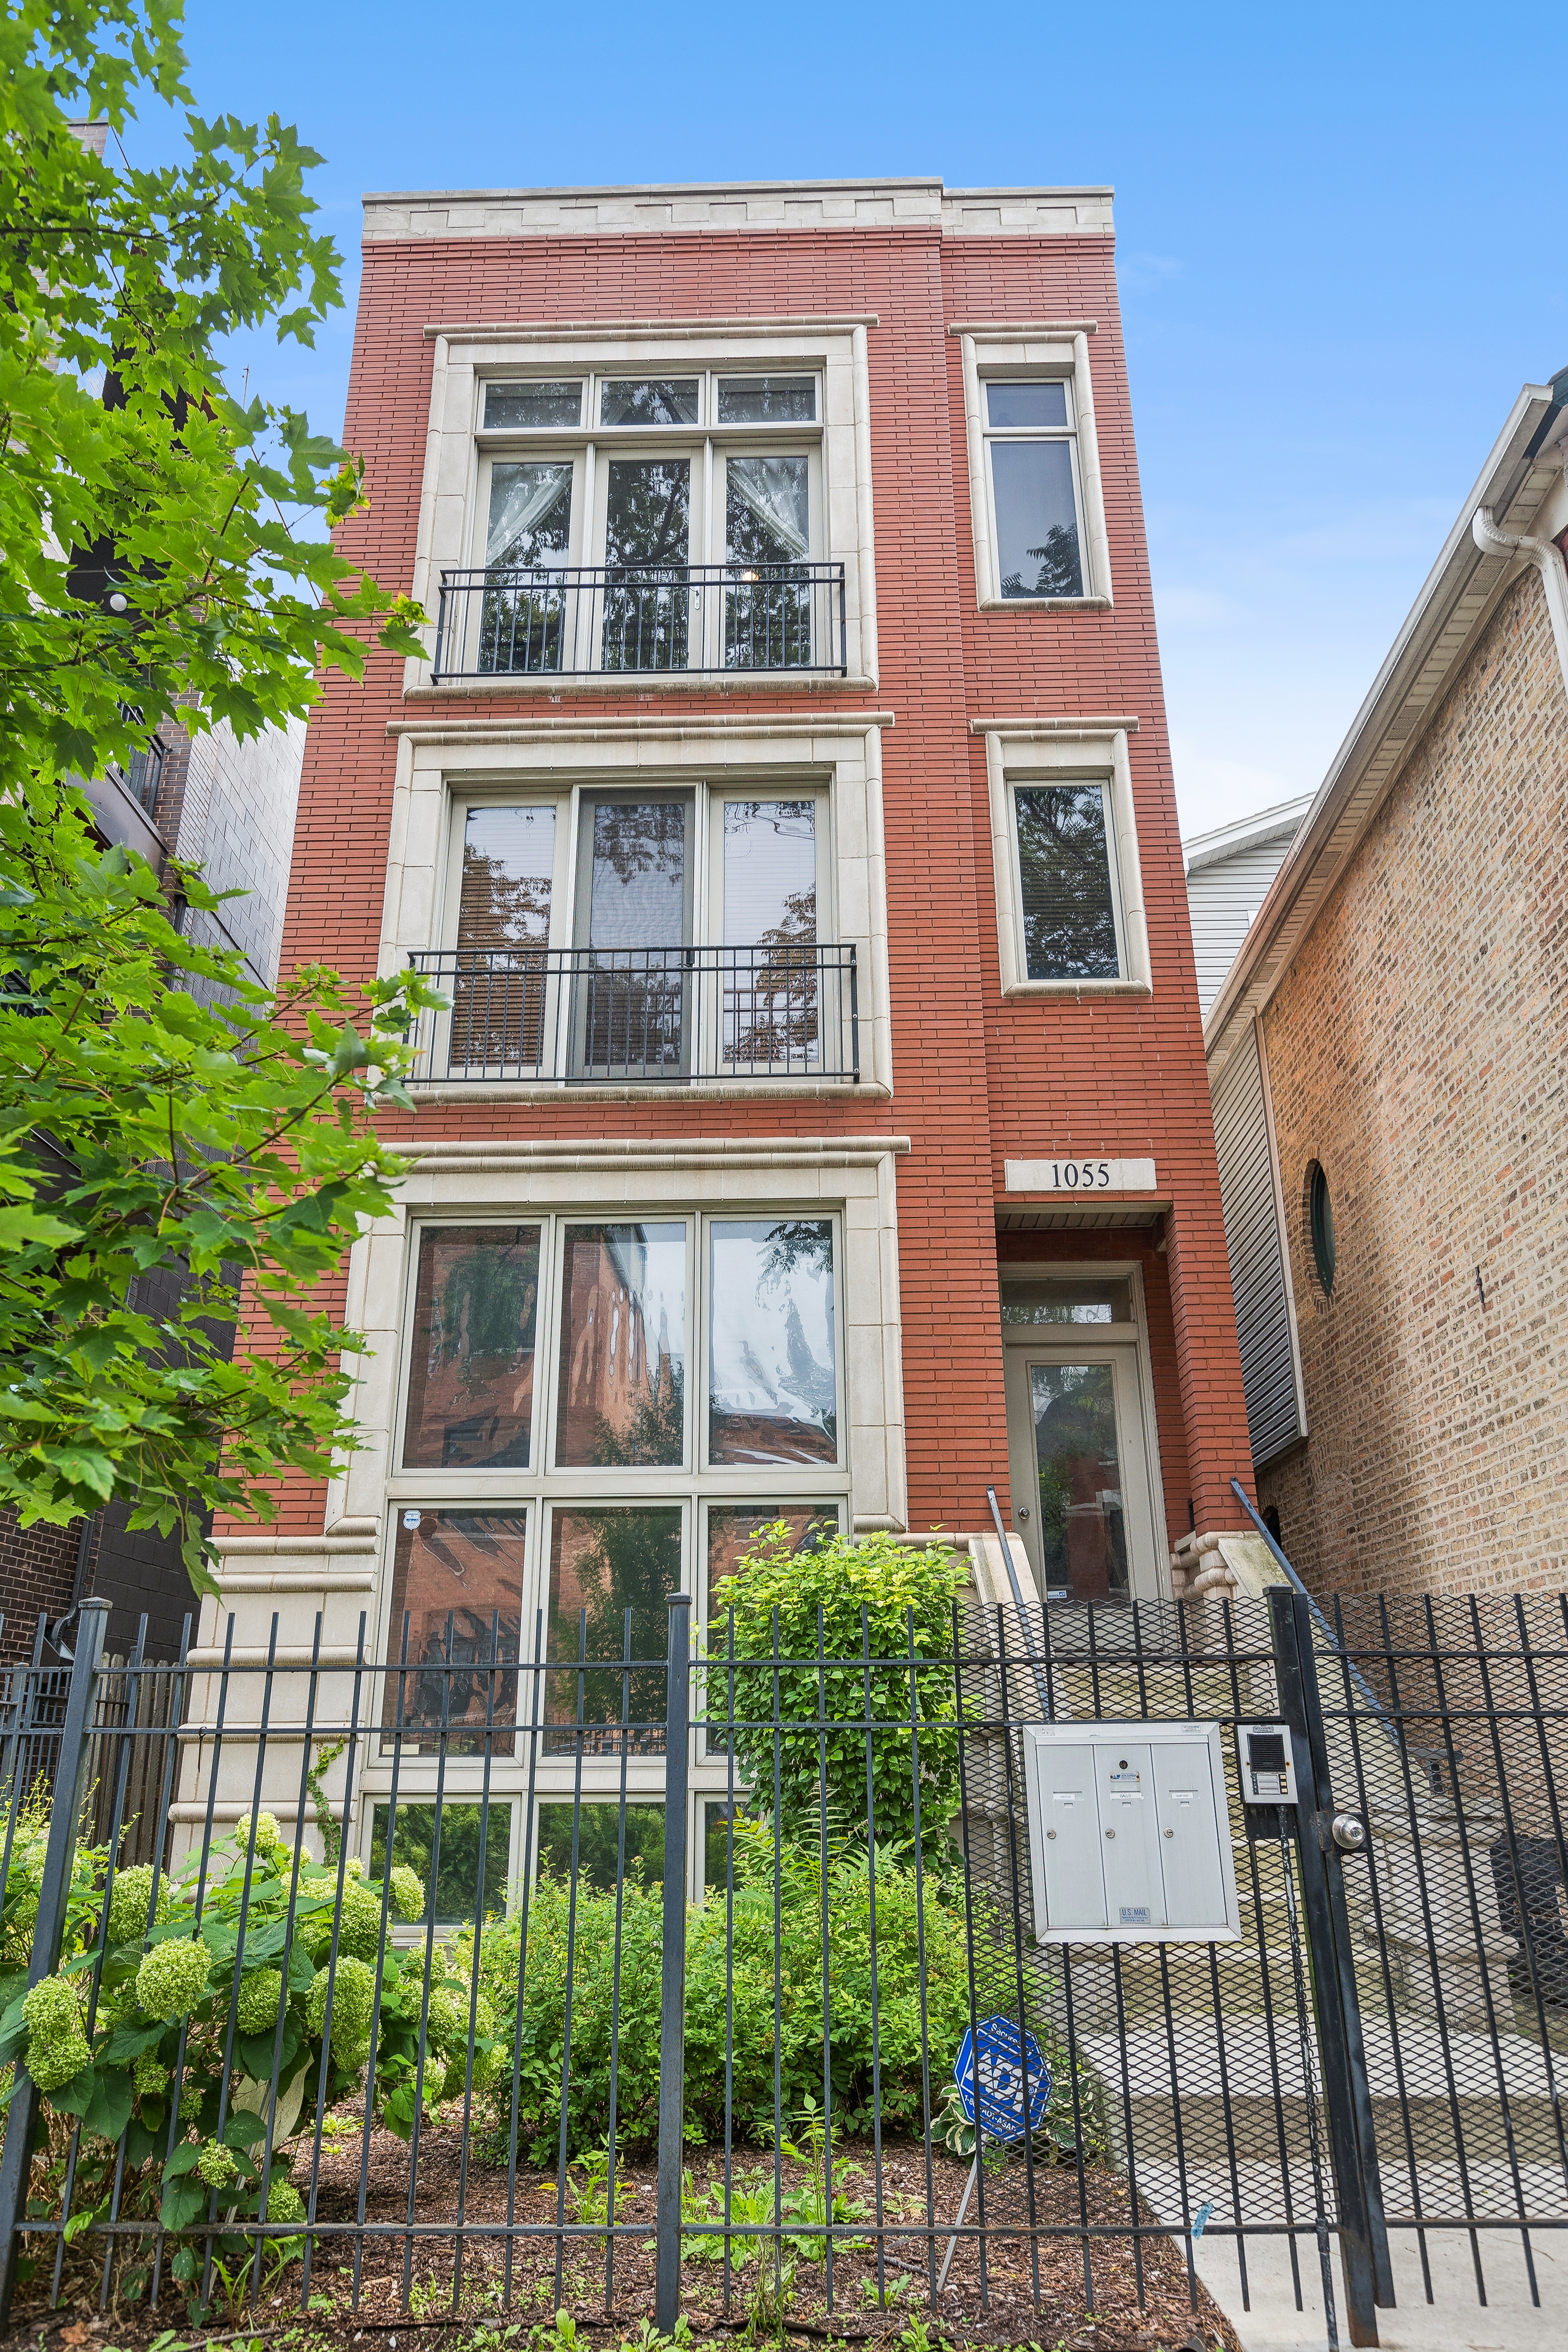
{"left": 0, "top": 0, "right": 442, "bottom": 1594}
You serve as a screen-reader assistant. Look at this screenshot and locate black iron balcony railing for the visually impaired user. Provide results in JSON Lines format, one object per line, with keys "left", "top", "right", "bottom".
{"left": 409, "top": 944, "right": 859, "bottom": 1085}
{"left": 430, "top": 561, "right": 848, "bottom": 681}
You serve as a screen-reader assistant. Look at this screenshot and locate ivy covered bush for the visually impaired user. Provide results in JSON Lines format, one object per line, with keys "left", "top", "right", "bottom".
{"left": 0, "top": 1804, "right": 499, "bottom": 2289}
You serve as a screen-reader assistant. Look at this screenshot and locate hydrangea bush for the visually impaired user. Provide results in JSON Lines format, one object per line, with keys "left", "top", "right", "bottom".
{"left": 0, "top": 1806, "right": 500, "bottom": 2292}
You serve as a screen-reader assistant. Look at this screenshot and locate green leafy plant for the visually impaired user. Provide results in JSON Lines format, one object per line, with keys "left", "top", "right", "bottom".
{"left": 0, "top": 0, "right": 444, "bottom": 1598}
{"left": 0, "top": 1811, "right": 491, "bottom": 2284}
{"left": 707, "top": 1525, "right": 971, "bottom": 1860}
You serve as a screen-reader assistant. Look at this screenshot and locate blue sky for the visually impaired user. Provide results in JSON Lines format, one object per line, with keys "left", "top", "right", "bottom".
{"left": 143, "top": 2, "right": 1565, "bottom": 838}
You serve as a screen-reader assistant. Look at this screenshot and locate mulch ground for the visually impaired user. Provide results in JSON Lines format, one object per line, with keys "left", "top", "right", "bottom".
{"left": 0, "top": 2115, "right": 1239, "bottom": 2352}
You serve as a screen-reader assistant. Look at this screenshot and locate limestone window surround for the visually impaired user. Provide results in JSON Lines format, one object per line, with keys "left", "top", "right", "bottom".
{"left": 973, "top": 717, "right": 1152, "bottom": 998}
{"left": 404, "top": 318, "right": 880, "bottom": 694}
{"left": 950, "top": 323, "right": 1113, "bottom": 612}
{"left": 377, "top": 711, "right": 895, "bottom": 1099}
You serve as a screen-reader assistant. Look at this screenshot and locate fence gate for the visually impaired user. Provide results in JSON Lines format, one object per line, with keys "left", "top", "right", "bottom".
{"left": 0, "top": 1584, "right": 1561, "bottom": 2352}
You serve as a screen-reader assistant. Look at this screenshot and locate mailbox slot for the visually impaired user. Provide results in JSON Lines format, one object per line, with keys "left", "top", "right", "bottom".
{"left": 1023, "top": 1720, "right": 1241, "bottom": 1943}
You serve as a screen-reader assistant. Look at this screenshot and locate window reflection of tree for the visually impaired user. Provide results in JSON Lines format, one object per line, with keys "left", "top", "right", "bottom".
{"left": 1001, "top": 520, "right": 1082, "bottom": 600}
{"left": 1015, "top": 786, "right": 1118, "bottom": 980}
{"left": 453, "top": 851, "right": 549, "bottom": 1068}
{"left": 601, "top": 460, "right": 691, "bottom": 671}
{"left": 389, "top": 1513, "right": 524, "bottom": 1754}
{"left": 546, "top": 1509, "right": 682, "bottom": 1758}
{"left": 405, "top": 1230, "right": 539, "bottom": 1471}
{"left": 1030, "top": 1366, "right": 1128, "bottom": 1599}
{"left": 727, "top": 887, "right": 820, "bottom": 1070}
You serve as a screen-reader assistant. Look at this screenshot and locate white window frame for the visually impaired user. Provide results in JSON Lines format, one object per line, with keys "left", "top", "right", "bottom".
{"left": 952, "top": 322, "right": 1113, "bottom": 610}
{"left": 410, "top": 321, "right": 879, "bottom": 691}
{"left": 979, "top": 720, "right": 1152, "bottom": 997}
{"left": 380, "top": 716, "right": 893, "bottom": 1098}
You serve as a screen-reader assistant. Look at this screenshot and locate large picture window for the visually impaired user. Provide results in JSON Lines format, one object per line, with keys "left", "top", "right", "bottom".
{"left": 370, "top": 1209, "right": 848, "bottom": 1881}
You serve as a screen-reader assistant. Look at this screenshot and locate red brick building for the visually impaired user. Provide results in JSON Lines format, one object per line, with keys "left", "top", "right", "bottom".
{"left": 207, "top": 179, "right": 1253, "bottom": 1836}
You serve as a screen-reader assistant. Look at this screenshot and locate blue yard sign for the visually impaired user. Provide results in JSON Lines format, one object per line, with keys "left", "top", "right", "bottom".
{"left": 953, "top": 2016, "right": 1052, "bottom": 2144}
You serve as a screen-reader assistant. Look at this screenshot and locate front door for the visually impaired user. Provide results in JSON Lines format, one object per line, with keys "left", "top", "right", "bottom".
{"left": 1000, "top": 1275, "right": 1164, "bottom": 1602}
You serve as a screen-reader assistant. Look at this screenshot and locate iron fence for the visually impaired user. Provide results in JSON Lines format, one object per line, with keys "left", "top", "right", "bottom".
{"left": 0, "top": 1583, "right": 1563, "bottom": 2350}
{"left": 407, "top": 944, "right": 860, "bottom": 1086}
{"left": 431, "top": 563, "right": 849, "bottom": 681}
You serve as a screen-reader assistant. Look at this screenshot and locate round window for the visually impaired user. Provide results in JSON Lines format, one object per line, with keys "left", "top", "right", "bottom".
{"left": 1308, "top": 1161, "right": 1335, "bottom": 1295}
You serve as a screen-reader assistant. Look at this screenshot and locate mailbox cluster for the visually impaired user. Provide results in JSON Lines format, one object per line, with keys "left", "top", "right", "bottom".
{"left": 1023, "top": 1721, "right": 1243, "bottom": 1943}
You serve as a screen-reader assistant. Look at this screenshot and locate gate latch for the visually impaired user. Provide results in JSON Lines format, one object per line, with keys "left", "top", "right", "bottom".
{"left": 1330, "top": 1811, "right": 1369, "bottom": 1854}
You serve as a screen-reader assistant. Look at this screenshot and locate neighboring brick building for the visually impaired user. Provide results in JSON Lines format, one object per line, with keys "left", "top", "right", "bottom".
{"left": 202, "top": 176, "right": 1256, "bottom": 1857}
{"left": 1205, "top": 371, "right": 1568, "bottom": 1599}
{"left": 5, "top": 715, "right": 305, "bottom": 1662}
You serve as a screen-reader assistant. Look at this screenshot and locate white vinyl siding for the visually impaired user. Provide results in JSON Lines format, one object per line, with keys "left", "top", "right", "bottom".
{"left": 1185, "top": 838, "right": 1298, "bottom": 1019}
{"left": 1210, "top": 1023, "right": 1305, "bottom": 1468}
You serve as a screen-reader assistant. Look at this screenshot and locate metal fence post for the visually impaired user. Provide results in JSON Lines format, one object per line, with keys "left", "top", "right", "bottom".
{"left": 655, "top": 1592, "right": 692, "bottom": 2335}
{"left": 1269, "top": 1585, "right": 1394, "bottom": 2346}
{"left": 0, "top": 1597, "right": 110, "bottom": 2325}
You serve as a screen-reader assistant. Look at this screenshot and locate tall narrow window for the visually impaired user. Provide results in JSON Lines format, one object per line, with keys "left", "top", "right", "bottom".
{"left": 725, "top": 456, "right": 811, "bottom": 668}
{"left": 481, "top": 463, "right": 573, "bottom": 673}
{"left": 1012, "top": 783, "right": 1121, "bottom": 980}
{"left": 403, "top": 1225, "right": 541, "bottom": 1469}
{"left": 601, "top": 458, "right": 691, "bottom": 671}
{"left": 555, "top": 1222, "right": 687, "bottom": 1468}
{"left": 453, "top": 806, "right": 556, "bottom": 1072}
{"left": 720, "top": 801, "right": 818, "bottom": 1070}
{"left": 574, "top": 798, "right": 692, "bottom": 1078}
{"left": 984, "top": 380, "right": 1085, "bottom": 600}
{"left": 708, "top": 1219, "right": 836, "bottom": 1466}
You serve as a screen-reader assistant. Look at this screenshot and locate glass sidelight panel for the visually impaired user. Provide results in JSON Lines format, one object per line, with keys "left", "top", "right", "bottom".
{"left": 574, "top": 797, "right": 691, "bottom": 1078}
{"left": 451, "top": 807, "right": 556, "bottom": 1072}
{"left": 554, "top": 1222, "right": 687, "bottom": 1467}
{"left": 1028, "top": 1363, "right": 1130, "bottom": 1601}
{"left": 601, "top": 457, "right": 691, "bottom": 670}
{"left": 545, "top": 1505, "right": 683, "bottom": 1755}
{"left": 382, "top": 1508, "right": 527, "bottom": 1752}
{"left": 402, "top": 1225, "right": 541, "bottom": 1468}
{"left": 708, "top": 1219, "right": 836, "bottom": 1466}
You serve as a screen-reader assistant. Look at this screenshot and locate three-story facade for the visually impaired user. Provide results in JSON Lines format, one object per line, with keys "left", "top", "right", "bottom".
{"left": 199, "top": 177, "right": 1253, "bottom": 1885}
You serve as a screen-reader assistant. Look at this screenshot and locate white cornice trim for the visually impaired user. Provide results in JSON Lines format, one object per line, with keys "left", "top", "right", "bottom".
{"left": 363, "top": 181, "right": 1114, "bottom": 242}
{"left": 423, "top": 314, "right": 879, "bottom": 343}
{"left": 387, "top": 712, "right": 895, "bottom": 745}
{"left": 1204, "top": 383, "right": 1565, "bottom": 1079}
{"left": 947, "top": 319, "right": 1098, "bottom": 337}
{"left": 397, "top": 1135, "right": 910, "bottom": 1176}
{"left": 971, "top": 714, "right": 1140, "bottom": 735}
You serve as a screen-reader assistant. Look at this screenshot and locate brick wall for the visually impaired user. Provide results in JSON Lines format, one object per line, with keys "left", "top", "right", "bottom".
{"left": 220, "top": 212, "right": 1252, "bottom": 1556}
{"left": 1258, "top": 566, "right": 1568, "bottom": 1597}
{"left": 0, "top": 1509, "right": 79, "bottom": 1654}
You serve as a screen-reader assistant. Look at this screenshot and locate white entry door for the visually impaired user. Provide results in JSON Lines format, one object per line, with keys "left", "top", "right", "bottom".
{"left": 1000, "top": 1273, "right": 1164, "bottom": 1601}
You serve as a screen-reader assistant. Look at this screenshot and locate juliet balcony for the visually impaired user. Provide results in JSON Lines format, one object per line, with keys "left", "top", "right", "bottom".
{"left": 408, "top": 944, "right": 861, "bottom": 1086}
{"left": 430, "top": 561, "right": 849, "bottom": 682}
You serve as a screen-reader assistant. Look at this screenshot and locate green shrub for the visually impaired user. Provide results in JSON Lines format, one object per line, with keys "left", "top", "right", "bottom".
{"left": 466, "top": 1824, "right": 1063, "bottom": 2165}
{"left": 0, "top": 1814, "right": 484, "bottom": 2263}
{"left": 708, "top": 1525, "right": 971, "bottom": 1859}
